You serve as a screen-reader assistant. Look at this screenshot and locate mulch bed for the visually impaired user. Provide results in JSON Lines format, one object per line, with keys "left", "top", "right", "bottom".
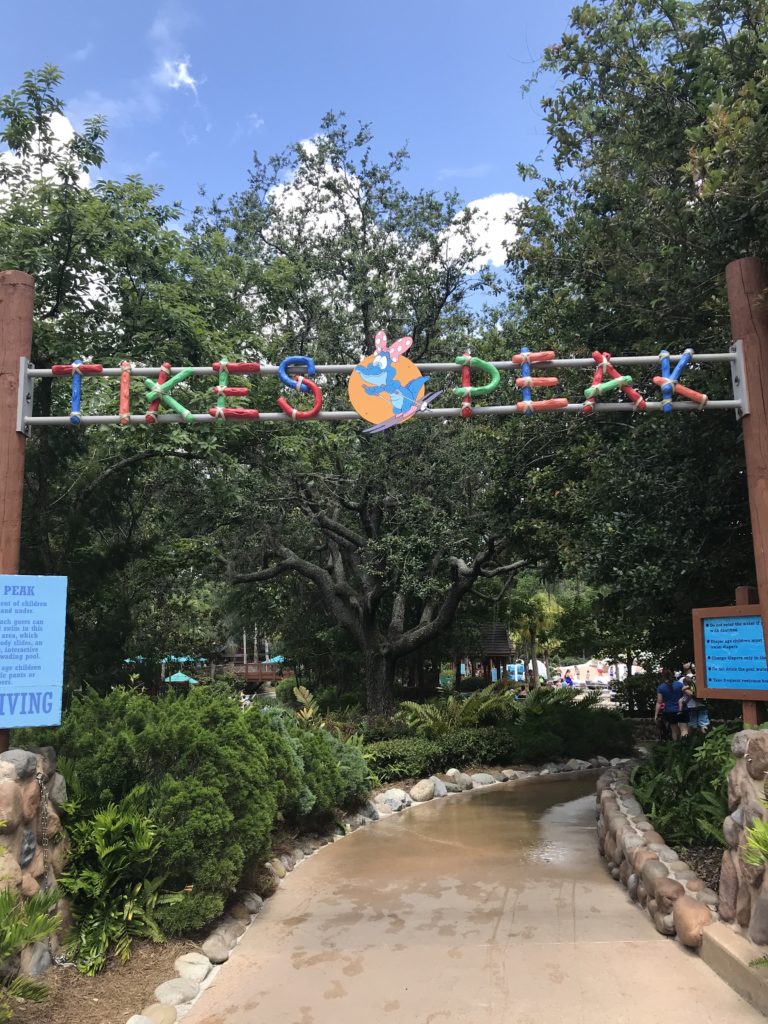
{"left": 678, "top": 845, "right": 722, "bottom": 893}
{"left": 11, "top": 938, "right": 198, "bottom": 1024}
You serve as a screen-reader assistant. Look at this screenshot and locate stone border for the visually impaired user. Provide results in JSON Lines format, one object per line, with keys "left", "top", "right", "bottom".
{"left": 597, "top": 766, "right": 718, "bottom": 948}
{"left": 128, "top": 755, "right": 625, "bottom": 1024}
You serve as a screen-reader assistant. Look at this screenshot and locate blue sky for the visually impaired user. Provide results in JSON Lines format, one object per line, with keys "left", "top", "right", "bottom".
{"left": 4, "top": 1, "right": 576, "bottom": 256}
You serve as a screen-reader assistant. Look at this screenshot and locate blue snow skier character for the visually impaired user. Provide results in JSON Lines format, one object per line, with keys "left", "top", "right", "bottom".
{"left": 353, "top": 331, "right": 430, "bottom": 416}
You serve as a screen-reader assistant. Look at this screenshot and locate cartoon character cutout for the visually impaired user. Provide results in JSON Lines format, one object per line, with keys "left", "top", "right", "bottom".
{"left": 349, "top": 331, "right": 433, "bottom": 428}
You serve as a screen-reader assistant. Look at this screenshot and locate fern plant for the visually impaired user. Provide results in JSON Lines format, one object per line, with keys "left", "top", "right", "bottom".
{"left": 0, "top": 880, "right": 59, "bottom": 1021}
{"left": 58, "top": 793, "right": 182, "bottom": 974}
{"left": 293, "top": 686, "right": 325, "bottom": 728}
{"left": 397, "top": 686, "right": 517, "bottom": 738}
{"left": 744, "top": 817, "right": 768, "bottom": 867}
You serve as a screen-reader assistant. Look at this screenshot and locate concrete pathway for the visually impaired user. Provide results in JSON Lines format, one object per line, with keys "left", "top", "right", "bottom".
{"left": 185, "top": 777, "right": 762, "bottom": 1024}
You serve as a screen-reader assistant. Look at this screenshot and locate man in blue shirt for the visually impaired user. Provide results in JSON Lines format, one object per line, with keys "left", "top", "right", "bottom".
{"left": 654, "top": 671, "right": 690, "bottom": 740}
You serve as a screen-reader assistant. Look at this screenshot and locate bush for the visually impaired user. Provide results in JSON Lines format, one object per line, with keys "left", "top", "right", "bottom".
{"left": 0, "top": 886, "right": 59, "bottom": 1021}
{"left": 397, "top": 687, "right": 517, "bottom": 738}
{"left": 512, "top": 723, "right": 565, "bottom": 762}
{"left": 364, "top": 737, "right": 444, "bottom": 781}
{"left": 18, "top": 685, "right": 371, "bottom": 942}
{"left": 59, "top": 793, "right": 181, "bottom": 973}
{"left": 611, "top": 672, "right": 659, "bottom": 717}
{"left": 630, "top": 726, "right": 736, "bottom": 847}
{"left": 275, "top": 677, "right": 298, "bottom": 707}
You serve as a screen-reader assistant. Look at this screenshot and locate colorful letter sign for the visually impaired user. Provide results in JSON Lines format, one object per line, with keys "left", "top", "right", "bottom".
{"left": 0, "top": 575, "right": 67, "bottom": 728}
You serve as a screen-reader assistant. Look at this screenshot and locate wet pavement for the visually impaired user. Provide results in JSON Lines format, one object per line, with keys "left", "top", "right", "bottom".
{"left": 185, "top": 777, "right": 762, "bottom": 1024}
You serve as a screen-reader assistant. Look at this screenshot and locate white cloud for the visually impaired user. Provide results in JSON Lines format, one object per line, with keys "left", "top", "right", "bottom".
{"left": 444, "top": 192, "right": 525, "bottom": 269}
{"left": 0, "top": 113, "right": 91, "bottom": 190}
{"left": 67, "top": 6, "right": 201, "bottom": 129}
{"left": 72, "top": 42, "right": 93, "bottom": 62}
{"left": 152, "top": 58, "right": 197, "bottom": 94}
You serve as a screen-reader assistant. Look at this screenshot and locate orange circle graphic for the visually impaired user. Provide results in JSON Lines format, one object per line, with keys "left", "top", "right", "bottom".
{"left": 348, "top": 353, "right": 427, "bottom": 425}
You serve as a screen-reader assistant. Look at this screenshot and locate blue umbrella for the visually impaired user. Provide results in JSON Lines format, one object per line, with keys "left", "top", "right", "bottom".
{"left": 166, "top": 671, "right": 200, "bottom": 685}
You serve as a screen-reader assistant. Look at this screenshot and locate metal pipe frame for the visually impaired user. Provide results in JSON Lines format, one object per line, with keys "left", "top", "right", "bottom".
{"left": 19, "top": 350, "right": 742, "bottom": 428}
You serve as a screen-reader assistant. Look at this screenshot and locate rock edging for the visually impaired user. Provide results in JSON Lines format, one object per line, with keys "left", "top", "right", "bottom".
{"left": 597, "top": 766, "right": 718, "bottom": 948}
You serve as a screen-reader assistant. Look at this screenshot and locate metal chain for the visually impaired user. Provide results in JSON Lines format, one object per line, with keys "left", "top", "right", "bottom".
{"left": 34, "top": 772, "right": 74, "bottom": 968}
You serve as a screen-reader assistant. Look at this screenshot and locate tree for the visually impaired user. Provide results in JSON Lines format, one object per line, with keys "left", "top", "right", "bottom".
{"left": 498, "top": 0, "right": 762, "bottom": 665}
{"left": 199, "top": 118, "right": 532, "bottom": 712}
{"left": 1, "top": 68, "right": 250, "bottom": 688}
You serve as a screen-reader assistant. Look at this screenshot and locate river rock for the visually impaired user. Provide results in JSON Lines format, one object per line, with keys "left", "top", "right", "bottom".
{"left": 565, "top": 758, "right": 592, "bottom": 772}
{"left": 227, "top": 900, "right": 251, "bottom": 924}
{"left": 446, "top": 769, "right": 473, "bottom": 789}
{"left": 279, "top": 853, "right": 295, "bottom": 872}
{"left": 47, "top": 772, "right": 67, "bottom": 808}
{"left": 471, "top": 773, "right": 496, "bottom": 787}
{"left": 127, "top": 1016, "right": 155, "bottom": 1024}
{"left": 410, "top": 779, "right": 435, "bottom": 802}
{"left": 174, "top": 951, "right": 211, "bottom": 984}
{"left": 0, "top": 750, "right": 37, "bottom": 780}
{"left": 673, "top": 895, "right": 713, "bottom": 948}
{"left": 358, "top": 801, "right": 380, "bottom": 821}
{"left": 269, "top": 857, "right": 286, "bottom": 879}
{"left": 0, "top": 780, "right": 22, "bottom": 832}
{"left": 444, "top": 781, "right": 462, "bottom": 793}
{"left": 379, "top": 788, "right": 412, "bottom": 812}
{"left": 201, "top": 935, "right": 230, "bottom": 964}
{"left": 429, "top": 776, "right": 448, "bottom": 797}
{"left": 154, "top": 978, "right": 199, "bottom": 1005}
{"left": 654, "top": 877, "right": 686, "bottom": 913}
{"left": 141, "top": 1006, "right": 177, "bottom": 1024}
{"left": 640, "top": 860, "right": 669, "bottom": 896}
{"left": 218, "top": 915, "right": 246, "bottom": 938}
{"left": 239, "top": 891, "right": 263, "bottom": 915}
{"left": 20, "top": 940, "right": 51, "bottom": 976}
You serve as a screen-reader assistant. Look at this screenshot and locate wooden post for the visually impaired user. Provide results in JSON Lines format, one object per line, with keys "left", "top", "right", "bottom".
{"left": 726, "top": 259, "right": 768, "bottom": 716}
{"left": 0, "top": 271, "right": 34, "bottom": 754}
{"left": 734, "top": 584, "right": 767, "bottom": 726}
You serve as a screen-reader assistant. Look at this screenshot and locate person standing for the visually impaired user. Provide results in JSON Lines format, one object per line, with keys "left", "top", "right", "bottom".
{"left": 681, "top": 663, "right": 709, "bottom": 733}
{"left": 655, "top": 670, "right": 689, "bottom": 740}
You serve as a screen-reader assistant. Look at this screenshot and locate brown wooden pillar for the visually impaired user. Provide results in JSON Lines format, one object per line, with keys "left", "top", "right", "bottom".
{"left": 727, "top": 260, "right": 768, "bottom": 654}
{"left": 0, "top": 271, "right": 35, "bottom": 754}
{"left": 735, "top": 584, "right": 767, "bottom": 725}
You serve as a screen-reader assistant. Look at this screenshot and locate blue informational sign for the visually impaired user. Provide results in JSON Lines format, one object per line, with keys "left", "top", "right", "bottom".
{"left": 702, "top": 614, "right": 768, "bottom": 690}
{"left": 0, "top": 575, "right": 67, "bottom": 728}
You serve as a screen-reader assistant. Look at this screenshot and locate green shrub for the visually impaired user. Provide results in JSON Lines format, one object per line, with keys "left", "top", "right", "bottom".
{"left": 512, "top": 723, "right": 565, "bottom": 762}
{"left": 438, "top": 726, "right": 518, "bottom": 766}
{"left": 364, "top": 737, "right": 444, "bottom": 781}
{"left": 610, "top": 672, "right": 659, "bottom": 718}
{"left": 397, "top": 687, "right": 517, "bottom": 738}
{"left": 630, "top": 726, "right": 735, "bottom": 848}
{"left": 59, "top": 793, "right": 182, "bottom": 974}
{"left": 275, "top": 676, "right": 298, "bottom": 707}
{"left": 0, "top": 886, "right": 59, "bottom": 1021}
{"left": 14, "top": 684, "right": 372, "bottom": 947}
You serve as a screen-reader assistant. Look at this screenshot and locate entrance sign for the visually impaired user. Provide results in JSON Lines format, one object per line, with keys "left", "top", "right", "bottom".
{"left": 693, "top": 604, "right": 768, "bottom": 701}
{"left": 16, "top": 345, "right": 744, "bottom": 433}
{"left": 0, "top": 575, "right": 67, "bottom": 728}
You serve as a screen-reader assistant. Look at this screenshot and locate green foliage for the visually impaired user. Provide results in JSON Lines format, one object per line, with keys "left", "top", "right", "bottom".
{"left": 630, "top": 727, "right": 736, "bottom": 848}
{"left": 31, "top": 685, "right": 370, "bottom": 940}
{"left": 611, "top": 673, "right": 660, "bottom": 718}
{"left": 59, "top": 794, "right": 181, "bottom": 974}
{"left": 275, "top": 677, "right": 298, "bottom": 707}
{"left": 363, "top": 736, "right": 444, "bottom": 782}
{"left": 396, "top": 686, "right": 517, "bottom": 738}
{"left": 744, "top": 818, "right": 768, "bottom": 869}
{"left": 0, "top": 884, "right": 59, "bottom": 1021}
{"left": 293, "top": 685, "right": 325, "bottom": 728}
{"left": 364, "top": 691, "right": 632, "bottom": 779}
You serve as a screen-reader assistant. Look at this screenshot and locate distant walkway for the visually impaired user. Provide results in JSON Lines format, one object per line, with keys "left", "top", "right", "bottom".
{"left": 185, "top": 778, "right": 761, "bottom": 1024}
